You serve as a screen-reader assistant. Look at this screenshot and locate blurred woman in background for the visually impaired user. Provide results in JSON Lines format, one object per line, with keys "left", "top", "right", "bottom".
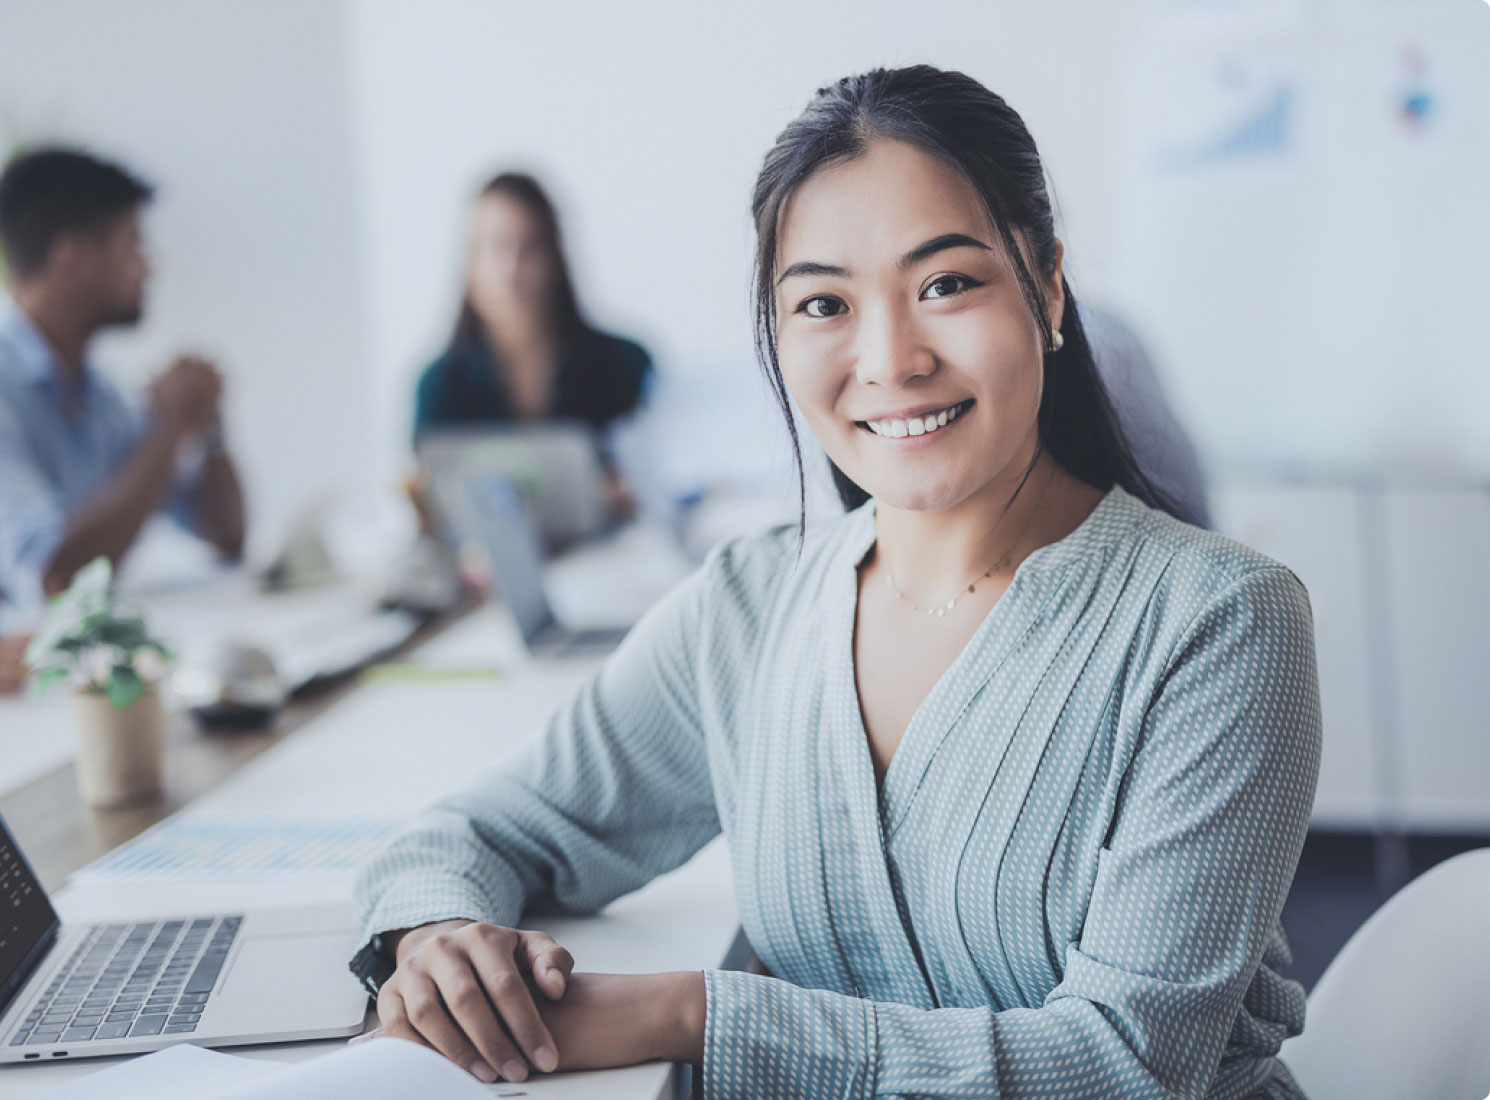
{"left": 413, "top": 173, "right": 651, "bottom": 517}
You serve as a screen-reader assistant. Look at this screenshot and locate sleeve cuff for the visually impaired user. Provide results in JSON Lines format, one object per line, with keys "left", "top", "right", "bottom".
{"left": 700, "top": 969, "right": 878, "bottom": 1100}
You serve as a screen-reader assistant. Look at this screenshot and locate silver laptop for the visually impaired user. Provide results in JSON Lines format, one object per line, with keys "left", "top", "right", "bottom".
{"left": 463, "top": 473, "right": 631, "bottom": 658}
{"left": 0, "top": 815, "right": 367, "bottom": 1064}
{"left": 418, "top": 423, "right": 609, "bottom": 551}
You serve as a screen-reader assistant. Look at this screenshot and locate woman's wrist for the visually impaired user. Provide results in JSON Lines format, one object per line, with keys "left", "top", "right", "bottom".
{"left": 652, "top": 970, "right": 706, "bottom": 1065}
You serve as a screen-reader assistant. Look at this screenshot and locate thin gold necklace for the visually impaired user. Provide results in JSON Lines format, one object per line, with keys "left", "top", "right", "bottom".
{"left": 880, "top": 470, "right": 1050, "bottom": 620}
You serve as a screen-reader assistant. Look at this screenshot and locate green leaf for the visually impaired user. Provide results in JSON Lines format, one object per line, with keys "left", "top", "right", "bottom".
{"left": 36, "top": 667, "right": 71, "bottom": 694}
{"left": 97, "top": 618, "right": 150, "bottom": 649}
{"left": 80, "top": 610, "right": 112, "bottom": 633}
{"left": 106, "top": 666, "right": 145, "bottom": 711}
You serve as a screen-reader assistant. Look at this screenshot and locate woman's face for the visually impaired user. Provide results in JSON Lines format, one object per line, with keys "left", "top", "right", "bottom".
{"left": 774, "top": 138, "right": 1062, "bottom": 514}
{"left": 465, "top": 192, "right": 559, "bottom": 325}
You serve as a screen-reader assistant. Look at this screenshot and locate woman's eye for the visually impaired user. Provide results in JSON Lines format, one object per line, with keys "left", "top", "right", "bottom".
{"left": 798, "top": 296, "right": 846, "bottom": 319}
{"left": 922, "top": 274, "right": 977, "bottom": 300}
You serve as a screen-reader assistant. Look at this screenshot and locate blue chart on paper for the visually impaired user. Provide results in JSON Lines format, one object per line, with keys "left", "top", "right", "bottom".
{"left": 72, "top": 817, "right": 402, "bottom": 881}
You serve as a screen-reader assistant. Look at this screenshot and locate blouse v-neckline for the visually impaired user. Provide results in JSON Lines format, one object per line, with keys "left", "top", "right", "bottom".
{"left": 837, "top": 486, "right": 1126, "bottom": 835}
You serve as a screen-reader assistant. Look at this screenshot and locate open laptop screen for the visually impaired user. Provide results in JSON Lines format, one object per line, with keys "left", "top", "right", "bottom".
{"left": 464, "top": 473, "right": 557, "bottom": 646}
{"left": 0, "top": 816, "right": 59, "bottom": 1016}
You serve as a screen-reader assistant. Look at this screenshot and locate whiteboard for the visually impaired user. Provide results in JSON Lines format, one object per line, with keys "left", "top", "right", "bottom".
{"left": 1111, "top": 0, "right": 1490, "bottom": 478}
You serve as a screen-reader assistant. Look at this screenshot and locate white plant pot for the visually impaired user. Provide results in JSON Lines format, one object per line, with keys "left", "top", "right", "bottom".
{"left": 69, "top": 687, "right": 165, "bottom": 809}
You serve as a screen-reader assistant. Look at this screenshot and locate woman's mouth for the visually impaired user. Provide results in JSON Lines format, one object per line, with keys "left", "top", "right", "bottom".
{"left": 856, "top": 399, "right": 973, "bottom": 439}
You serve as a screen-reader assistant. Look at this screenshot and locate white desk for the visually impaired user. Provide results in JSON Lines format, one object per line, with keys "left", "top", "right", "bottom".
{"left": 0, "top": 608, "right": 740, "bottom": 1098}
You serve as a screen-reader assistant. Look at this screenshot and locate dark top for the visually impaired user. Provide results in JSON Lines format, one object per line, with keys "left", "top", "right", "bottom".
{"left": 412, "top": 328, "right": 652, "bottom": 445}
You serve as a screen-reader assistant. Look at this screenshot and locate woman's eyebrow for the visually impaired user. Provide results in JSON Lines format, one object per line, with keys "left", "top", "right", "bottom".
{"left": 776, "top": 233, "right": 991, "bottom": 286}
{"left": 776, "top": 260, "right": 850, "bottom": 286}
{"left": 899, "top": 233, "right": 992, "bottom": 269}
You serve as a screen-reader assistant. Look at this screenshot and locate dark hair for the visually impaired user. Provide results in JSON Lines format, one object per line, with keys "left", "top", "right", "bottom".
{"left": 751, "top": 65, "right": 1182, "bottom": 523}
{"left": 0, "top": 147, "right": 153, "bottom": 279}
{"left": 448, "top": 172, "right": 594, "bottom": 353}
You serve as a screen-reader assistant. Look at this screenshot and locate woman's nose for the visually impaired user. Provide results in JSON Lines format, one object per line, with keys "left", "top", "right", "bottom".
{"left": 853, "top": 304, "right": 935, "bottom": 388}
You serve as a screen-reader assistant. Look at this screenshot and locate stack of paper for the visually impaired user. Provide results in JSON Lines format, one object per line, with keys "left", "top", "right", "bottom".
{"left": 39, "top": 1039, "right": 520, "bottom": 1099}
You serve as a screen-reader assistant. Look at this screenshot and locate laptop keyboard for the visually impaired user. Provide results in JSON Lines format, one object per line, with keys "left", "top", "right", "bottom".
{"left": 9, "top": 916, "right": 242, "bottom": 1047}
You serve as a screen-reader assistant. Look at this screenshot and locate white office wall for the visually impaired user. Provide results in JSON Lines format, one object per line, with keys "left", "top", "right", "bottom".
{"left": 1380, "top": 488, "right": 1490, "bottom": 830}
{"left": 0, "top": 0, "right": 372, "bottom": 559}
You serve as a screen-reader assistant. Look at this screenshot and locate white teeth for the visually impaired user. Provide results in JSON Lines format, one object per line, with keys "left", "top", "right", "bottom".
{"left": 862, "top": 402, "right": 965, "bottom": 438}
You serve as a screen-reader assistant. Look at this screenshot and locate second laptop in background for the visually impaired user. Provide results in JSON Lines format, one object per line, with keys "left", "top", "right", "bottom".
{"left": 461, "top": 473, "right": 631, "bottom": 658}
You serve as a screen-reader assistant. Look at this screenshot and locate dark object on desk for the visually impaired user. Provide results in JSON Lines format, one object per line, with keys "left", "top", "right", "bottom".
{"left": 188, "top": 702, "right": 279, "bottom": 731}
{"left": 172, "top": 641, "right": 285, "bottom": 730}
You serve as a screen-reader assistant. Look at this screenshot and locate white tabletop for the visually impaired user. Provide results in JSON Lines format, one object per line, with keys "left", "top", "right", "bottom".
{"left": 0, "top": 607, "right": 739, "bottom": 1098}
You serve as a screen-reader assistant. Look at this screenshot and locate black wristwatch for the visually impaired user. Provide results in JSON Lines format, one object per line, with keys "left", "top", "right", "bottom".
{"left": 348, "top": 933, "right": 396, "bottom": 998}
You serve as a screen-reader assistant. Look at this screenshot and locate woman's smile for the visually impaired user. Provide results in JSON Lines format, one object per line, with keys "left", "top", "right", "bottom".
{"left": 855, "top": 398, "right": 973, "bottom": 440}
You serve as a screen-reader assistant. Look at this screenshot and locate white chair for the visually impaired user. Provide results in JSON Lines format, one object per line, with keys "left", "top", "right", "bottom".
{"left": 1281, "top": 848, "right": 1490, "bottom": 1100}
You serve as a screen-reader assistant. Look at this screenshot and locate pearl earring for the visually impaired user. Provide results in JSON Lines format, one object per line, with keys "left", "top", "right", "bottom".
{"left": 1050, "top": 330, "right": 1065, "bottom": 352}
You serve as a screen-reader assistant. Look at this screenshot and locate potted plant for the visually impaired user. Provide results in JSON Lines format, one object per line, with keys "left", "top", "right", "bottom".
{"left": 25, "top": 558, "right": 173, "bottom": 808}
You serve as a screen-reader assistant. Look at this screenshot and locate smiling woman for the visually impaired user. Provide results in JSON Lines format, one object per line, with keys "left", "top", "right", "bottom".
{"left": 351, "top": 65, "right": 1322, "bottom": 1100}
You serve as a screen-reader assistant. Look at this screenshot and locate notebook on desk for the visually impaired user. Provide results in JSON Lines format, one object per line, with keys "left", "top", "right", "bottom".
{"left": 0, "top": 814, "right": 367, "bottom": 1065}
{"left": 29, "top": 1035, "right": 525, "bottom": 1100}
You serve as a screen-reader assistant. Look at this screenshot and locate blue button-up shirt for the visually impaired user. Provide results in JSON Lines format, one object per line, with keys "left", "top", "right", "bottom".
{"left": 0, "top": 297, "right": 161, "bottom": 611}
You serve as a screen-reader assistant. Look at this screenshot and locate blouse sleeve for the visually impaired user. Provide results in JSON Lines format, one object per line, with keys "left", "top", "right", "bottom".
{"left": 352, "top": 547, "right": 725, "bottom": 941}
{"left": 700, "top": 564, "right": 1322, "bottom": 1100}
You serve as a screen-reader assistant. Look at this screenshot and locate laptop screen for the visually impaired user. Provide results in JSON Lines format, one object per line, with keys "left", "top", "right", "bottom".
{"left": 464, "top": 473, "right": 558, "bottom": 645}
{"left": 0, "top": 816, "right": 59, "bottom": 1014}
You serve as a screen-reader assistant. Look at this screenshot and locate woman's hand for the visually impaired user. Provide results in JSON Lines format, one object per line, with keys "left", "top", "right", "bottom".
{"left": 366, "top": 919, "right": 575, "bottom": 1083}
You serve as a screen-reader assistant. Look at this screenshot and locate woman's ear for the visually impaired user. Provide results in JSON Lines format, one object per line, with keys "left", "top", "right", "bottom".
{"left": 1046, "top": 238, "right": 1066, "bottom": 339}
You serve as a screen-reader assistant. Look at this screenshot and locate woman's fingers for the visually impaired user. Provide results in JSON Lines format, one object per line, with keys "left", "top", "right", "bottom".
{"left": 468, "top": 929, "right": 560, "bottom": 1073}
{"left": 427, "top": 948, "right": 533, "bottom": 1082}
{"left": 391, "top": 971, "right": 507, "bottom": 1083}
{"left": 520, "top": 931, "right": 575, "bottom": 1000}
{"left": 374, "top": 987, "right": 434, "bottom": 1053}
{"left": 376, "top": 922, "right": 575, "bottom": 1081}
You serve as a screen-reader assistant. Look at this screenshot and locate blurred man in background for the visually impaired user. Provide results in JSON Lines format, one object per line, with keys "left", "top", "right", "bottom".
{"left": 0, "top": 147, "right": 246, "bottom": 619}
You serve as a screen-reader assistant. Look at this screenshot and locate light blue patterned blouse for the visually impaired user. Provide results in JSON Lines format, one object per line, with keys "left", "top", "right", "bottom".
{"left": 354, "top": 486, "right": 1322, "bottom": 1099}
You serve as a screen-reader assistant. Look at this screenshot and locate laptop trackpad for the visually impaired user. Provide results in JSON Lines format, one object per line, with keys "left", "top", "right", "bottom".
{"left": 216, "top": 932, "right": 364, "bottom": 1030}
